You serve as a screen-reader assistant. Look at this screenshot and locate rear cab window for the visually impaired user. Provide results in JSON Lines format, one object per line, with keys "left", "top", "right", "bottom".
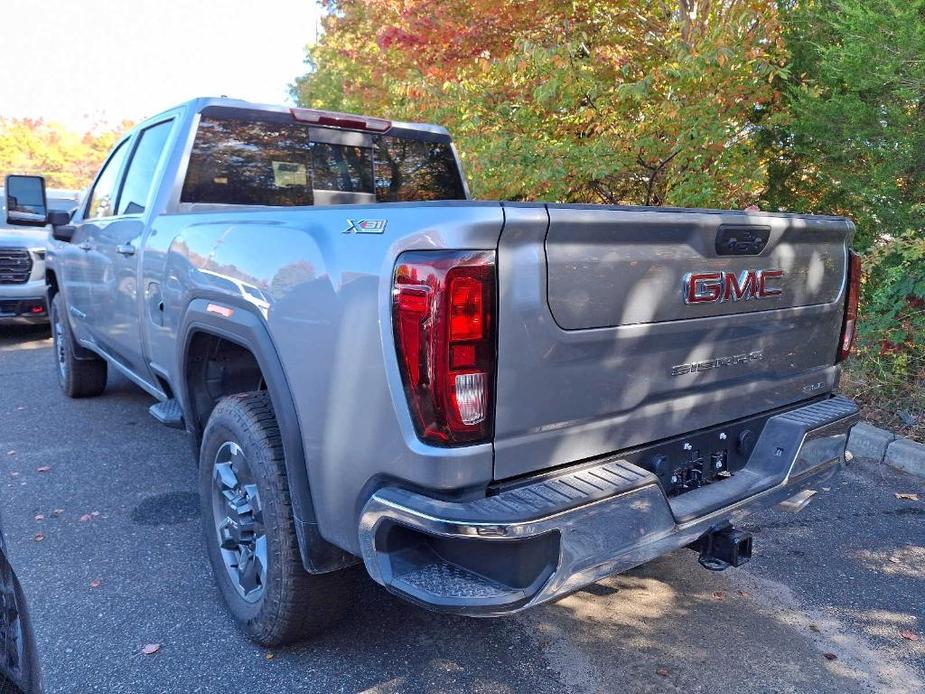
{"left": 180, "top": 107, "right": 466, "bottom": 207}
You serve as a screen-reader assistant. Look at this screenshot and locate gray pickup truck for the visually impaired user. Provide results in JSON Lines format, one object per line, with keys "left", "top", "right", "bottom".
{"left": 4, "top": 98, "right": 862, "bottom": 646}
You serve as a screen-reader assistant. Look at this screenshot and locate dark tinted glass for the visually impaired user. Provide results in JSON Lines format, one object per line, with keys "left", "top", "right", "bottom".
{"left": 310, "top": 142, "right": 374, "bottom": 193}
{"left": 118, "top": 120, "right": 173, "bottom": 215}
{"left": 181, "top": 114, "right": 465, "bottom": 206}
{"left": 181, "top": 118, "right": 314, "bottom": 206}
{"left": 374, "top": 137, "right": 465, "bottom": 202}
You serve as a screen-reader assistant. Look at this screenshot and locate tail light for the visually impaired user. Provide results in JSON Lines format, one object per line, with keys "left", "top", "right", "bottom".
{"left": 837, "top": 250, "right": 862, "bottom": 362}
{"left": 392, "top": 251, "right": 496, "bottom": 445}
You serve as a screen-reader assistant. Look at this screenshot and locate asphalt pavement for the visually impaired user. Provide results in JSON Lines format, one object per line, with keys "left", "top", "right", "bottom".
{"left": 1, "top": 324, "right": 922, "bottom": 693}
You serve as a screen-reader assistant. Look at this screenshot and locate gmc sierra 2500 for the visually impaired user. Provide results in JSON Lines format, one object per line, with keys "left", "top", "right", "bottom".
{"left": 4, "top": 98, "right": 861, "bottom": 646}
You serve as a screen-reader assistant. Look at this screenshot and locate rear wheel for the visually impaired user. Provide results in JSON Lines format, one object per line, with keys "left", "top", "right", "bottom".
{"left": 50, "top": 293, "right": 107, "bottom": 398}
{"left": 199, "top": 391, "right": 357, "bottom": 645}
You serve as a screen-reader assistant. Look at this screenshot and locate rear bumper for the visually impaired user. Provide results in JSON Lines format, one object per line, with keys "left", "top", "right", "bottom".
{"left": 358, "top": 396, "right": 860, "bottom": 615}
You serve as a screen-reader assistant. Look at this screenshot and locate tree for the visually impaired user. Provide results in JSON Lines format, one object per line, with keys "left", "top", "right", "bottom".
{"left": 293, "top": 1, "right": 787, "bottom": 207}
{"left": 764, "top": 0, "right": 925, "bottom": 427}
{"left": 764, "top": 0, "right": 925, "bottom": 248}
{"left": 0, "top": 118, "right": 127, "bottom": 190}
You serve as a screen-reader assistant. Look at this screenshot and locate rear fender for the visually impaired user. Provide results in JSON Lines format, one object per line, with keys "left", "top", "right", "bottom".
{"left": 177, "top": 298, "right": 357, "bottom": 573}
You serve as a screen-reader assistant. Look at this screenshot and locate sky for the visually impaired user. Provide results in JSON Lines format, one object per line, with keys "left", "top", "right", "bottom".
{"left": 0, "top": 0, "right": 323, "bottom": 131}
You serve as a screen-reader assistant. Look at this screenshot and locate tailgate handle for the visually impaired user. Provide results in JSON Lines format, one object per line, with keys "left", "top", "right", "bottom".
{"left": 715, "top": 225, "right": 770, "bottom": 256}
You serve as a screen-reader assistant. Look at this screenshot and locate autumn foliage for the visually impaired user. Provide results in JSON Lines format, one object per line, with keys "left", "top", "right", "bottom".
{"left": 294, "top": 0, "right": 787, "bottom": 207}
{"left": 295, "top": 0, "right": 924, "bottom": 439}
{"left": 0, "top": 118, "right": 128, "bottom": 190}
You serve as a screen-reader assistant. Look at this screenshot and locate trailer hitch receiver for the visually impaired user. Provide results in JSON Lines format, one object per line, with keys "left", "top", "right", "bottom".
{"left": 689, "top": 523, "right": 753, "bottom": 571}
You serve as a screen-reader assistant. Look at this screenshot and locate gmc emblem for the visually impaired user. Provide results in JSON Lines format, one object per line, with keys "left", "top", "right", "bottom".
{"left": 683, "top": 269, "right": 784, "bottom": 304}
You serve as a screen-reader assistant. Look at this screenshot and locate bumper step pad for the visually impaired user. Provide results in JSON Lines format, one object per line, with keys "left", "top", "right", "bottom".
{"left": 359, "top": 396, "right": 860, "bottom": 615}
{"left": 398, "top": 562, "right": 516, "bottom": 602}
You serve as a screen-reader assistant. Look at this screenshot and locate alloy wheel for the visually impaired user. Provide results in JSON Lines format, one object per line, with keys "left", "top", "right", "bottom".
{"left": 52, "top": 304, "right": 67, "bottom": 384}
{"left": 210, "top": 441, "right": 267, "bottom": 603}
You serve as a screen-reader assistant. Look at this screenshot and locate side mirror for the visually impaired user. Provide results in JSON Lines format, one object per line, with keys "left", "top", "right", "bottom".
{"left": 48, "top": 210, "right": 77, "bottom": 242}
{"left": 47, "top": 210, "right": 71, "bottom": 226}
{"left": 4, "top": 175, "right": 48, "bottom": 227}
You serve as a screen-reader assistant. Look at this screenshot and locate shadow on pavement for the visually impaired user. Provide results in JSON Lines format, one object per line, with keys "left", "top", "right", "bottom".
{"left": 1, "top": 325, "right": 922, "bottom": 694}
{"left": 0, "top": 324, "right": 51, "bottom": 351}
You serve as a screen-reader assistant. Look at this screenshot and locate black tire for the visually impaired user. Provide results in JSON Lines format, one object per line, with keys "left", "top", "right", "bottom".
{"left": 50, "top": 293, "right": 107, "bottom": 398}
{"left": 199, "top": 391, "right": 357, "bottom": 645}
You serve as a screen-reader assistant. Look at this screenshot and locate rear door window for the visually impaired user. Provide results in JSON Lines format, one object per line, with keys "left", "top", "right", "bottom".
{"left": 117, "top": 120, "right": 174, "bottom": 215}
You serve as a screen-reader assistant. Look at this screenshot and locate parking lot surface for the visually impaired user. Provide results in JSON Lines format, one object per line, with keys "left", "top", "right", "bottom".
{"left": 1, "top": 325, "right": 923, "bottom": 693}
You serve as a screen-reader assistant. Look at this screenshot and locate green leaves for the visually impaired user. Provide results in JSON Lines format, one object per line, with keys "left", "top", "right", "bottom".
{"left": 294, "top": 0, "right": 786, "bottom": 207}
{"left": 763, "top": 1, "right": 925, "bottom": 398}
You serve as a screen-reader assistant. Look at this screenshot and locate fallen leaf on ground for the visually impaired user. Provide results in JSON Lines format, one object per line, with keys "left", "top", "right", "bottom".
{"left": 36, "top": 466, "right": 51, "bottom": 473}
{"left": 656, "top": 667, "right": 669, "bottom": 677}
{"left": 823, "top": 653, "right": 838, "bottom": 661}
{"left": 900, "top": 630, "right": 920, "bottom": 642}
{"left": 51, "top": 509, "right": 64, "bottom": 517}
{"left": 712, "top": 591, "right": 726, "bottom": 599}
{"left": 79, "top": 514, "right": 92, "bottom": 522}
{"left": 89, "top": 579, "right": 102, "bottom": 589}
{"left": 141, "top": 643, "right": 160, "bottom": 656}
{"left": 895, "top": 493, "right": 920, "bottom": 501}
{"left": 34, "top": 514, "right": 44, "bottom": 521}
{"left": 33, "top": 533, "right": 45, "bottom": 542}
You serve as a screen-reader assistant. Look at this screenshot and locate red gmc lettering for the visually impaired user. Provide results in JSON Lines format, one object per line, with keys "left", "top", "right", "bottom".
{"left": 686, "top": 272, "right": 724, "bottom": 303}
{"left": 685, "top": 269, "right": 784, "bottom": 304}
{"left": 723, "top": 270, "right": 760, "bottom": 302}
{"left": 758, "top": 269, "right": 784, "bottom": 297}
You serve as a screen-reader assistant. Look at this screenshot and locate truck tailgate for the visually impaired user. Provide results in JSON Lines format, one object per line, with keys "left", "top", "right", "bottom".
{"left": 493, "top": 204, "right": 851, "bottom": 481}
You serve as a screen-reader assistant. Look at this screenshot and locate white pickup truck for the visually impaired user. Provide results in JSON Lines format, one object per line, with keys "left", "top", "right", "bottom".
{"left": 0, "top": 185, "right": 79, "bottom": 323}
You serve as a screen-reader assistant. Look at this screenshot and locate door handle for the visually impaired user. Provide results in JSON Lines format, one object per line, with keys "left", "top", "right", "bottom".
{"left": 116, "top": 243, "right": 136, "bottom": 256}
{"left": 78, "top": 242, "right": 92, "bottom": 251}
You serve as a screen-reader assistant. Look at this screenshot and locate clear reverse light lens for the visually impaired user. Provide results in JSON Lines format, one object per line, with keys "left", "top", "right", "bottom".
{"left": 454, "top": 372, "right": 487, "bottom": 425}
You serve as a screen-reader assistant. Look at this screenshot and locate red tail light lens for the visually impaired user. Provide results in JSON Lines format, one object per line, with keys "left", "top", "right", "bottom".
{"left": 837, "top": 250, "right": 862, "bottom": 362}
{"left": 392, "top": 251, "right": 496, "bottom": 445}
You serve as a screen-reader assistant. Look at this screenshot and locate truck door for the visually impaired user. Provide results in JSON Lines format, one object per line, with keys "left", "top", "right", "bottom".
{"left": 84, "top": 119, "right": 174, "bottom": 379}
{"left": 60, "top": 139, "right": 131, "bottom": 342}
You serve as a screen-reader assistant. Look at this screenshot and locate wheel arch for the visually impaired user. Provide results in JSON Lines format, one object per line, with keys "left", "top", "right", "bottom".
{"left": 178, "top": 299, "right": 356, "bottom": 573}
{"left": 45, "top": 267, "right": 59, "bottom": 301}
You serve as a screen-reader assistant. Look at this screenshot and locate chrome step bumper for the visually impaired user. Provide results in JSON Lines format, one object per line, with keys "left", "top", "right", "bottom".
{"left": 358, "top": 396, "right": 860, "bottom": 615}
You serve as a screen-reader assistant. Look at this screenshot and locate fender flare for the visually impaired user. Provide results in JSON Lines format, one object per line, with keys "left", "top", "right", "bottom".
{"left": 177, "top": 298, "right": 356, "bottom": 573}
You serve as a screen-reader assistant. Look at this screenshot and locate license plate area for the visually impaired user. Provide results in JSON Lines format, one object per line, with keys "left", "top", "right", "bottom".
{"left": 619, "top": 410, "right": 783, "bottom": 497}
